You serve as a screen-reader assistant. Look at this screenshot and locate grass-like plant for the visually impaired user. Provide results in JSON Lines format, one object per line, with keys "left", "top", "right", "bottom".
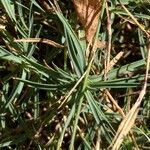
{"left": 0, "top": 0, "right": 150, "bottom": 149}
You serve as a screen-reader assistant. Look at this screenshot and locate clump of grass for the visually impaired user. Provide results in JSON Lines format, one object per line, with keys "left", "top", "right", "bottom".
{"left": 0, "top": 0, "right": 150, "bottom": 149}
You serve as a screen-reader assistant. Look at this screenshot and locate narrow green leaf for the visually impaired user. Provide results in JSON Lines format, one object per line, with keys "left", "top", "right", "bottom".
{"left": 57, "top": 104, "right": 76, "bottom": 150}
{"left": 56, "top": 12, "right": 85, "bottom": 77}
{"left": 1, "top": 0, "right": 16, "bottom": 22}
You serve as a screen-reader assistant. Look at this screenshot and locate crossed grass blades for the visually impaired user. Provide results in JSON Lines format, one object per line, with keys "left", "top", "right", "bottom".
{"left": 0, "top": 0, "right": 150, "bottom": 149}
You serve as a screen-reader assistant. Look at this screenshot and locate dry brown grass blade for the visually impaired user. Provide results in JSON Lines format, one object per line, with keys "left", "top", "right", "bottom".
{"left": 109, "top": 41, "right": 150, "bottom": 150}
{"left": 101, "top": 49, "right": 139, "bottom": 148}
{"left": 96, "top": 41, "right": 107, "bottom": 49}
{"left": 95, "top": 128, "right": 101, "bottom": 150}
{"left": 105, "top": 1, "right": 112, "bottom": 78}
{"left": 107, "top": 2, "right": 150, "bottom": 149}
{"left": 120, "top": 3, "right": 148, "bottom": 37}
{"left": 105, "top": 89, "right": 140, "bottom": 150}
{"left": 101, "top": 51, "right": 124, "bottom": 75}
{"left": 104, "top": 90, "right": 125, "bottom": 116}
{"left": 14, "top": 38, "right": 64, "bottom": 48}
